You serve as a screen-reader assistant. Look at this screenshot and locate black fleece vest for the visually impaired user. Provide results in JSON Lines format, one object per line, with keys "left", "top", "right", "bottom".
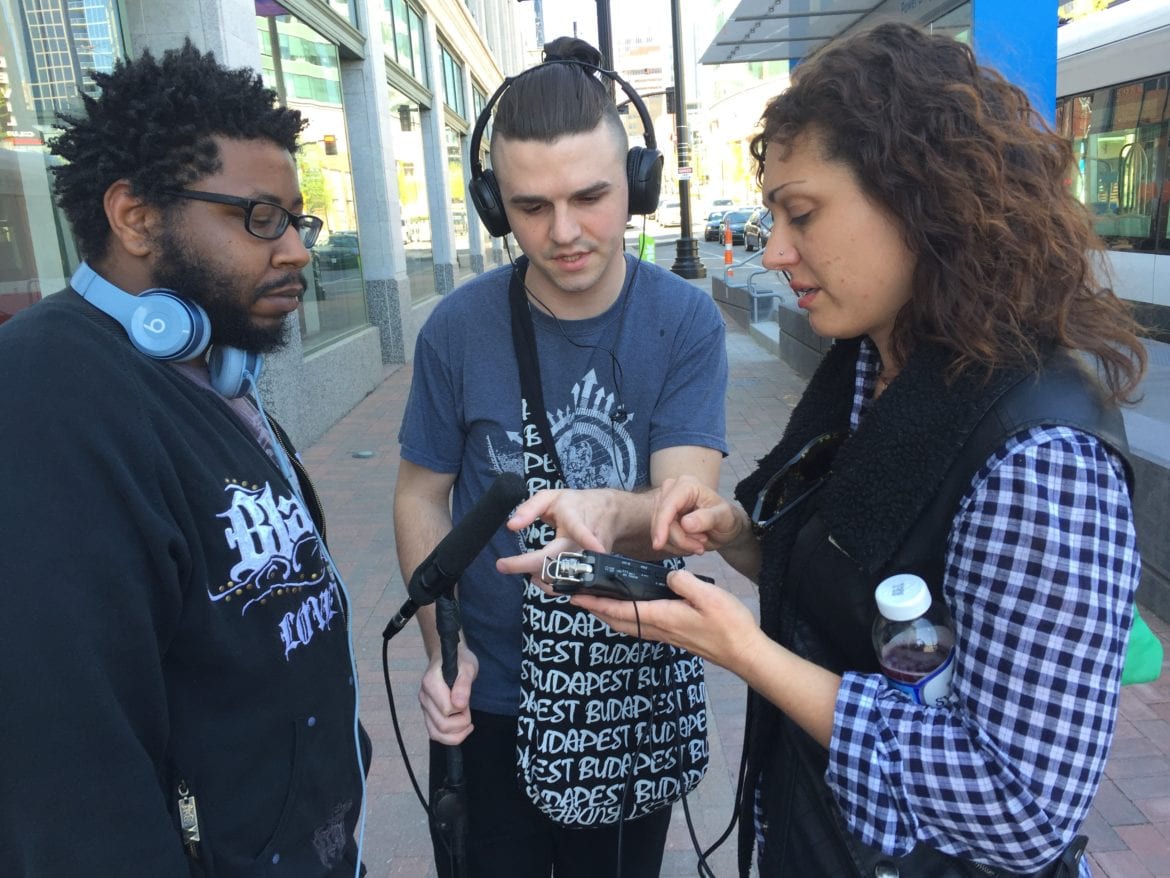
{"left": 733, "top": 339, "right": 1130, "bottom": 878}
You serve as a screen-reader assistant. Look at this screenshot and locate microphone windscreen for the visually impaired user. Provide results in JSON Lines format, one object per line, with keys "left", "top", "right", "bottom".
{"left": 431, "top": 472, "right": 528, "bottom": 579}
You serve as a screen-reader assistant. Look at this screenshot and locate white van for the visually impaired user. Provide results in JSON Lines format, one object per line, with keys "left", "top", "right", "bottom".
{"left": 655, "top": 200, "right": 682, "bottom": 227}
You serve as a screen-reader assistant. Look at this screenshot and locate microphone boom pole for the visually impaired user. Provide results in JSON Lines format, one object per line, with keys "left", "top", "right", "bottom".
{"left": 383, "top": 472, "right": 527, "bottom": 878}
{"left": 384, "top": 472, "right": 527, "bottom": 640}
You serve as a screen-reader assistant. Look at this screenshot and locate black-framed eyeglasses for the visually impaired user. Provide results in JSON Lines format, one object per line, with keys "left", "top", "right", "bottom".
{"left": 750, "top": 430, "right": 847, "bottom": 534}
{"left": 168, "top": 190, "right": 324, "bottom": 248}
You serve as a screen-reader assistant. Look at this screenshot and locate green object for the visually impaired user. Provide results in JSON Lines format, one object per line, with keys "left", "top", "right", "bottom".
{"left": 1121, "top": 608, "right": 1164, "bottom": 685}
{"left": 638, "top": 233, "right": 656, "bottom": 264}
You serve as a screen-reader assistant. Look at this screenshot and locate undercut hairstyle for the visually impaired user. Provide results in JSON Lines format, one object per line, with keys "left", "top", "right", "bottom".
{"left": 751, "top": 21, "right": 1146, "bottom": 402}
{"left": 50, "top": 39, "right": 305, "bottom": 261}
{"left": 488, "top": 36, "right": 628, "bottom": 154}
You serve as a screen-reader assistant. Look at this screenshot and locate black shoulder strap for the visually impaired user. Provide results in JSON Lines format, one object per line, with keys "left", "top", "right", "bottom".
{"left": 508, "top": 262, "right": 565, "bottom": 480}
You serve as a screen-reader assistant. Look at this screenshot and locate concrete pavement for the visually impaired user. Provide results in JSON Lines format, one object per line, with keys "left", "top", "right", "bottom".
{"left": 301, "top": 279, "right": 1170, "bottom": 877}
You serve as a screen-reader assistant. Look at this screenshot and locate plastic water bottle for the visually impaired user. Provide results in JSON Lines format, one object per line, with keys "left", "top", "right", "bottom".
{"left": 872, "top": 574, "right": 955, "bottom": 707}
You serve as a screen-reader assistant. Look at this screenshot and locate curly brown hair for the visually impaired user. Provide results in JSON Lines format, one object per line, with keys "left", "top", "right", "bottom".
{"left": 750, "top": 21, "right": 1146, "bottom": 402}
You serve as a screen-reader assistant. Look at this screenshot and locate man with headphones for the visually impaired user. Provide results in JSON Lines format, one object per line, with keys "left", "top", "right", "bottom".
{"left": 395, "top": 37, "right": 729, "bottom": 877}
{"left": 0, "top": 43, "right": 368, "bottom": 875}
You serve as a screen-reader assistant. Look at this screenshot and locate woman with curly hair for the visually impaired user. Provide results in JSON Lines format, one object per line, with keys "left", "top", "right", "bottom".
{"left": 501, "top": 21, "right": 1147, "bottom": 878}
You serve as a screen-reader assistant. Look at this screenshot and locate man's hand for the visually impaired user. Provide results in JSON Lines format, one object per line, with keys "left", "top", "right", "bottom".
{"left": 496, "top": 488, "right": 624, "bottom": 586}
{"left": 418, "top": 643, "right": 479, "bottom": 745}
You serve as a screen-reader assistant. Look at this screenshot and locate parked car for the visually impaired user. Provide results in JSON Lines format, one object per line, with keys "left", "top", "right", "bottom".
{"left": 315, "top": 231, "right": 361, "bottom": 270}
{"left": 655, "top": 199, "right": 682, "bottom": 227}
{"left": 707, "top": 197, "right": 735, "bottom": 215}
{"left": 721, "top": 209, "right": 753, "bottom": 245}
{"left": 743, "top": 207, "right": 773, "bottom": 252}
{"left": 703, "top": 210, "right": 728, "bottom": 242}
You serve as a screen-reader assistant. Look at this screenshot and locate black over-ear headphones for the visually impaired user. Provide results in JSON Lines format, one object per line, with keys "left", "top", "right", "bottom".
{"left": 71, "top": 261, "right": 261, "bottom": 399}
{"left": 468, "top": 60, "right": 663, "bottom": 238}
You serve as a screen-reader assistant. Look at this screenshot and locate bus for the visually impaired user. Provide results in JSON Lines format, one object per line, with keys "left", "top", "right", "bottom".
{"left": 1056, "top": 0, "right": 1170, "bottom": 332}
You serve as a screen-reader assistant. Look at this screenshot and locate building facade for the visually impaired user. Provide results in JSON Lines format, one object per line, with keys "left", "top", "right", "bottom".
{"left": 1, "top": 0, "right": 534, "bottom": 445}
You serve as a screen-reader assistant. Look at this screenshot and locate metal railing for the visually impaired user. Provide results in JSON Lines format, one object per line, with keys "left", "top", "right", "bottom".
{"left": 724, "top": 252, "right": 791, "bottom": 322}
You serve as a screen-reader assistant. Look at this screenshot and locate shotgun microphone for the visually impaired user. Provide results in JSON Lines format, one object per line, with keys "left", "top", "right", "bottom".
{"left": 384, "top": 472, "right": 527, "bottom": 639}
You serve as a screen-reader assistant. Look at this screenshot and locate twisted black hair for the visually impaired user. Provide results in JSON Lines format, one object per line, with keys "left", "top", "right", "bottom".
{"left": 489, "top": 36, "right": 627, "bottom": 152}
{"left": 50, "top": 39, "right": 305, "bottom": 261}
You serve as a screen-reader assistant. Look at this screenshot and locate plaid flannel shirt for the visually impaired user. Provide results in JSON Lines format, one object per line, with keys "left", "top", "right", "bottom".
{"left": 823, "top": 340, "right": 1140, "bottom": 875}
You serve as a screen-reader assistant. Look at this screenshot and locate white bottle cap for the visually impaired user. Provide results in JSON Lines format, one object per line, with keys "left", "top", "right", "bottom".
{"left": 874, "top": 574, "right": 932, "bottom": 621}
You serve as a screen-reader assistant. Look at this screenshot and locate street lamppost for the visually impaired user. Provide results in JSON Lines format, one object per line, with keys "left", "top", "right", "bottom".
{"left": 668, "top": 0, "right": 705, "bottom": 279}
{"left": 596, "top": 0, "right": 614, "bottom": 69}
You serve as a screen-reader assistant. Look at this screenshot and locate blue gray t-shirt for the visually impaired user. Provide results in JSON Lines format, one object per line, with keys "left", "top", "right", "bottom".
{"left": 399, "top": 254, "right": 729, "bottom": 714}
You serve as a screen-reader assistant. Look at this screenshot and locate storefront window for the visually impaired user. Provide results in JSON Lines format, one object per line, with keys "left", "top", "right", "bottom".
{"left": 446, "top": 125, "right": 474, "bottom": 285}
{"left": 257, "top": 2, "right": 369, "bottom": 351}
{"left": 1059, "top": 76, "right": 1170, "bottom": 252}
{"left": 391, "top": 88, "right": 434, "bottom": 304}
{"left": 440, "top": 44, "right": 465, "bottom": 119}
{"left": 927, "top": 2, "right": 971, "bottom": 43}
{"left": 381, "top": 0, "right": 427, "bottom": 88}
{"left": 324, "top": 0, "right": 356, "bottom": 28}
{"left": 1, "top": 0, "right": 121, "bottom": 325}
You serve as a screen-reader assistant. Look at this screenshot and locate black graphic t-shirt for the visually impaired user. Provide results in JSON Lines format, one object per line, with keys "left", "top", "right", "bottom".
{"left": 0, "top": 290, "right": 365, "bottom": 874}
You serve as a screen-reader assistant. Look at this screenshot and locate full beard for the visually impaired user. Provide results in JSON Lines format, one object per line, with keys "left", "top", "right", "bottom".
{"left": 151, "top": 227, "right": 299, "bottom": 355}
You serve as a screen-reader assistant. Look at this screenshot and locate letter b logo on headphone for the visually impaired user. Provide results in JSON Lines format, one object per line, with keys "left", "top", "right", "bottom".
{"left": 70, "top": 262, "right": 260, "bottom": 399}
{"left": 468, "top": 60, "right": 663, "bottom": 238}
{"left": 72, "top": 262, "right": 211, "bottom": 361}
{"left": 141, "top": 315, "right": 169, "bottom": 336}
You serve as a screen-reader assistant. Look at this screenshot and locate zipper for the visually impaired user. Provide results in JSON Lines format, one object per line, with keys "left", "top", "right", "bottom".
{"left": 827, "top": 533, "right": 855, "bottom": 560}
{"left": 176, "top": 779, "right": 201, "bottom": 860}
{"left": 264, "top": 413, "right": 328, "bottom": 545}
{"left": 262, "top": 413, "right": 350, "bottom": 624}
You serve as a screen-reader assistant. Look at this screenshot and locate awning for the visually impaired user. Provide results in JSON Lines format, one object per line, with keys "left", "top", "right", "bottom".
{"left": 701, "top": 0, "right": 972, "bottom": 65}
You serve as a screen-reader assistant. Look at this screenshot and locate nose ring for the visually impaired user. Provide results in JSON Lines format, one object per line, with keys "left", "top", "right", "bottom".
{"left": 777, "top": 249, "right": 785, "bottom": 256}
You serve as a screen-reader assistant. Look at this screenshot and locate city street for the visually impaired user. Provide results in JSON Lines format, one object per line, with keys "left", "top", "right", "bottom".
{"left": 624, "top": 220, "right": 787, "bottom": 292}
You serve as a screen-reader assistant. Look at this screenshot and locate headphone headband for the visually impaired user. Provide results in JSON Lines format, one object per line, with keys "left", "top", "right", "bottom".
{"left": 468, "top": 59, "right": 663, "bottom": 236}
{"left": 70, "top": 261, "right": 259, "bottom": 399}
{"left": 468, "top": 59, "right": 658, "bottom": 178}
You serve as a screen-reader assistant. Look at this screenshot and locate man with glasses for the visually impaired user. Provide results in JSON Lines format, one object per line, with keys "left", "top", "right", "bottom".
{"left": 0, "top": 42, "right": 368, "bottom": 875}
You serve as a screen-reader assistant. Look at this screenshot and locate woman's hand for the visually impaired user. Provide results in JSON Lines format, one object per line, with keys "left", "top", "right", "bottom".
{"left": 569, "top": 570, "right": 762, "bottom": 674}
{"left": 573, "top": 570, "right": 841, "bottom": 749}
{"left": 651, "top": 475, "right": 746, "bottom": 555}
{"left": 651, "top": 476, "right": 762, "bottom": 582}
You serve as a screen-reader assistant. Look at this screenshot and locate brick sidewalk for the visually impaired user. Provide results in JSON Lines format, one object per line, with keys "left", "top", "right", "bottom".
{"left": 301, "top": 319, "right": 1170, "bottom": 877}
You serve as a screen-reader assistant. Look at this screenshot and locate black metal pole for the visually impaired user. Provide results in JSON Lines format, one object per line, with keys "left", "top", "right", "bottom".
{"left": 595, "top": 0, "right": 615, "bottom": 98}
{"left": 432, "top": 596, "right": 468, "bottom": 876}
{"left": 596, "top": 0, "right": 614, "bottom": 68}
{"left": 668, "top": 0, "right": 705, "bottom": 279}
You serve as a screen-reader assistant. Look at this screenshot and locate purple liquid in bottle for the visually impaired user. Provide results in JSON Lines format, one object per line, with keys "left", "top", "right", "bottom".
{"left": 873, "top": 574, "right": 956, "bottom": 706}
{"left": 880, "top": 641, "right": 949, "bottom": 684}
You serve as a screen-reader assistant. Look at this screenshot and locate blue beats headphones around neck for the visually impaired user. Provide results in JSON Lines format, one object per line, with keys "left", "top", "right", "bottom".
{"left": 71, "top": 261, "right": 261, "bottom": 399}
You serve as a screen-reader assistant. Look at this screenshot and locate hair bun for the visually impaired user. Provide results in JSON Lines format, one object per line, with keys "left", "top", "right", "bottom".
{"left": 542, "top": 36, "right": 603, "bottom": 68}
